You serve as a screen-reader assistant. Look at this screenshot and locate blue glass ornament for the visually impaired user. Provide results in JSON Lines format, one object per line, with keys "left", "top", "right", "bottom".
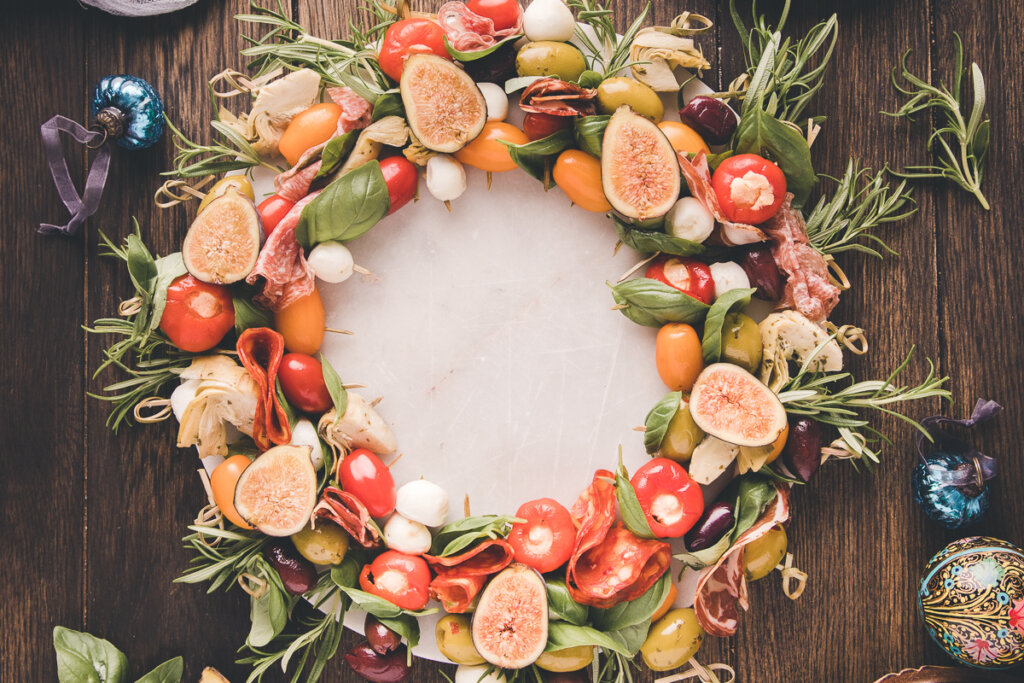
{"left": 90, "top": 74, "right": 165, "bottom": 150}
{"left": 913, "top": 399, "right": 1001, "bottom": 530}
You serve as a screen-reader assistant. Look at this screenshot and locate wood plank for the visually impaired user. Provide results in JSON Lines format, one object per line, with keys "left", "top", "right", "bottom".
{"left": 0, "top": 0, "right": 87, "bottom": 679}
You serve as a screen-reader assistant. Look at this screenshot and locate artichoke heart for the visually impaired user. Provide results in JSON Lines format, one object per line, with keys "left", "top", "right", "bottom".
{"left": 629, "top": 13, "right": 712, "bottom": 92}
{"left": 318, "top": 392, "right": 397, "bottom": 458}
{"left": 176, "top": 355, "right": 259, "bottom": 458}
{"left": 759, "top": 311, "right": 844, "bottom": 392}
{"left": 337, "top": 116, "right": 410, "bottom": 176}
{"left": 219, "top": 68, "right": 322, "bottom": 158}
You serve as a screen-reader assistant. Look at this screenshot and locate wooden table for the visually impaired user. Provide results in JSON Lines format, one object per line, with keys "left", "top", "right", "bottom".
{"left": 3, "top": 0, "right": 1022, "bottom": 680}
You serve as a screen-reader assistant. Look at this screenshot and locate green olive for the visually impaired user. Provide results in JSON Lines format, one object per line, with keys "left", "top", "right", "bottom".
{"left": 535, "top": 645, "right": 594, "bottom": 672}
{"left": 595, "top": 77, "right": 664, "bottom": 121}
{"left": 660, "top": 403, "right": 705, "bottom": 463}
{"left": 743, "top": 526, "right": 788, "bottom": 581}
{"left": 720, "top": 312, "right": 763, "bottom": 374}
{"left": 290, "top": 521, "right": 349, "bottom": 565}
{"left": 197, "top": 175, "right": 255, "bottom": 213}
{"left": 515, "top": 41, "right": 587, "bottom": 81}
{"left": 435, "top": 615, "right": 485, "bottom": 665}
{"left": 640, "top": 608, "right": 705, "bottom": 672}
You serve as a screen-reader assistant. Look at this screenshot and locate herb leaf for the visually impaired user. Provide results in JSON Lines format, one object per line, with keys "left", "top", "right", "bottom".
{"left": 733, "top": 108, "right": 815, "bottom": 207}
{"left": 546, "top": 580, "right": 590, "bottom": 626}
{"left": 315, "top": 131, "right": 359, "bottom": 180}
{"left": 429, "top": 515, "right": 522, "bottom": 557}
{"left": 700, "top": 287, "right": 755, "bottom": 363}
{"left": 610, "top": 278, "right": 710, "bottom": 328}
{"left": 337, "top": 586, "right": 437, "bottom": 620}
{"left": 592, "top": 572, "right": 671, "bottom": 632}
{"left": 614, "top": 449, "right": 656, "bottom": 540}
{"left": 574, "top": 115, "right": 609, "bottom": 157}
{"left": 372, "top": 91, "right": 405, "bottom": 122}
{"left": 545, "top": 622, "right": 631, "bottom": 656}
{"left": 320, "top": 355, "right": 348, "bottom": 422}
{"left": 296, "top": 161, "right": 390, "bottom": 248}
{"left": 643, "top": 391, "right": 682, "bottom": 455}
{"left": 232, "top": 296, "right": 273, "bottom": 336}
{"left": 53, "top": 626, "right": 130, "bottom": 683}
{"left": 134, "top": 656, "right": 184, "bottom": 683}
{"left": 504, "top": 129, "right": 574, "bottom": 185}
{"left": 613, "top": 216, "right": 705, "bottom": 258}
{"left": 444, "top": 34, "right": 519, "bottom": 61}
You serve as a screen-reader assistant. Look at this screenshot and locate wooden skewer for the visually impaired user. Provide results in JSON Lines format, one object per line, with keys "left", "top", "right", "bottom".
{"left": 324, "top": 327, "right": 354, "bottom": 335}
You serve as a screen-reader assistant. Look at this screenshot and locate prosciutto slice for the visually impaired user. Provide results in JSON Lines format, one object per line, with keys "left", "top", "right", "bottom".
{"left": 245, "top": 192, "right": 318, "bottom": 310}
{"left": 327, "top": 86, "right": 373, "bottom": 133}
{"left": 694, "top": 485, "right": 791, "bottom": 636}
{"left": 312, "top": 487, "right": 381, "bottom": 548}
{"left": 424, "top": 539, "right": 515, "bottom": 612}
{"left": 677, "top": 152, "right": 767, "bottom": 246}
{"left": 437, "top": 1, "right": 523, "bottom": 53}
{"left": 761, "top": 195, "right": 840, "bottom": 323}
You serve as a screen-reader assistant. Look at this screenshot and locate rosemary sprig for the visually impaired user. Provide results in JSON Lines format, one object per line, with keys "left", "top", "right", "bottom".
{"left": 164, "top": 116, "right": 281, "bottom": 179}
{"left": 804, "top": 160, "right": 916, "bottom": 258}
{"left": 176, "top": 525, "right": 269, "bottom": 591}
{"left": 568, "top": 0, "right": 650, "bottom": 80}
{"left": 729, "top": 0, "right": 838, "bottom": 126}
{"left": 884, "top": 33, "right": 990, "bottom": 210}
{"left": 778, "top": 346, "right": 950, "bottom": 464}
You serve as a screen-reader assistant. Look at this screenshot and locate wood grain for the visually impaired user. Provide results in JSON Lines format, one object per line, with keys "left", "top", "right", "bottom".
{"left": 2, "top": 1, "right": 1022, "bottom": 681}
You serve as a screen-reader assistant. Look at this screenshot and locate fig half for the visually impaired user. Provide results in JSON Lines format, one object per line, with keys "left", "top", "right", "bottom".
{"left": 401, "top": 54, "right": 487, "bottom": 153}
{"left": 688, "top": 363, "right": 787, "bottom": 448}
{"left": 471, "top": 563, "right": 549, "bottom": 669}
{"left": 601, "top": 106, "right": 681, "bottom": 221}
{"left": 182, "top": 187, "right": 263, "bottom": 285}
{"left": 233, "top": 445, "right": 317, "bottom": 536}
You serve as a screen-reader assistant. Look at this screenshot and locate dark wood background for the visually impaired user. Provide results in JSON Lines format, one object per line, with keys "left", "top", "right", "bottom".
{"left": 2, "top": 0, "right": 1022, "bottom": 680}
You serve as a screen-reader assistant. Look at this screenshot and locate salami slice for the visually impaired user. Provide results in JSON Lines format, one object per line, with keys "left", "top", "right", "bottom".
{"left": 327, "top": 86, "right": 373, "bottom": 133}
{"left": 424, "top": 539, "right": 515, "bottom": 612}
{"left": 235, "top": 327, "right": 291, "bottom": 450}
{"left": 693, "top": 485, "right": 791, "bottom": 636}
{"left": 520, "top": 78, "right": 598, "bottom": 117}
{"left": 437, "top": 1, "right": 522, "bottom": 53}
{"left": 312, "top": 486, "right": 382, "bottom": 548}
{"left": 245, "top": 192, "right": 318, "bottom": 311}
{"left": 274, "top": 144, "right": 325, "bottom": 202}
{"left": 677, "top": 152, "right": 767, "bottom": 246}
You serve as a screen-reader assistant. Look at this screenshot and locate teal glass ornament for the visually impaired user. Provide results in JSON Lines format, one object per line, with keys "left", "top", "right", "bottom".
{"left": 90, "top": 74, "right": 164, "bottom": 150}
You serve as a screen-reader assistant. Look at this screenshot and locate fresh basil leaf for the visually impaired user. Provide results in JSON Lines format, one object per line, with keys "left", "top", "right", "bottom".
{"left": 53, "top": 626, "right": 130, "bottom": 683}
{"left": 504, "top": 75, "right": 543, "bottom": 93}
{"left": 338, "top": 586, "right": 438, "bottom": 620}
{"left": 316, "top": 131, "right": 358, "bottom": 180}
{"left": 331, "top": 557, "right": 360, "bottom": 597}
{"left": 232, "top": 297, "right": 273, "bottom": 336}
{"left": 545, "top": 622, "right": 630, "bottom": 656}
{"left": 372, "top": 91, "right": 405, "bottom": 122}
{"left": 247, "top": 584, "right": 288, "bottom": 648}
{"left": 613, "top": 215, "right": 705, "bottom": 258}
{"left": 134, "top": 656, "right": 183, "bottom": 683}
{"left": 147, "top": 253, "right": 187, "bottom": 332}
{"left": 125, "top": 232, "right": 157, "bottom": 297}
{"left": 576, "top": 70, "right": 603, "bottom": 89}
{"left": 644, "top": 391, "right": 682, "bottom": 455}
{"left": 429, "top": 515, "right": 521, "bottom": 556}
{"left": 614, "top": 450, "right": 656, "bottom": 539}
{"left": 319, "top": 354, "right": 348, "bottom": 422}
{"left": 592, "top": 572, "right": 671, "bottom": 632}
{"left": 610, "top": 278, "right": 711, "bottom": 328}
{"left": 503, "top": 129, "right": 574, "bottom": 184}
{"left": 445, "top": 33, "right": 520, "bottom": 61}
{"left": 733, "top": 108, "right": 815, "bottom": 208}
{"left": 700, "top": 287, "right": 756, "bottom": 363}
{"left": 573, "top": 115, "right": 609, "bottom": 157}
{"left": 274, "top": 379, "right": 298, "bottom": 430}
{"left": 731, "top": 474, "right": 777, "bottom": 543}
{"left": 376, "top": 613, "right": 421, "bottom": 649}
{"left": 296, "top": 161, "right": 390, "bottom": 248}
{"left": 610, "top": 619, "right": 651, "bottom": 656}
{"left": 546, "top": 580, "right": 590, "bottom": 626}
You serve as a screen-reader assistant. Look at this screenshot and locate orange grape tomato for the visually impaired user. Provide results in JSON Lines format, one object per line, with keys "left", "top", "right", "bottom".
{"left": 552, "top": 149, "right": 612, "bottom": 213}
{"left": 273, "top": 287, "right": 326, "bottom": 355}
{"left": 650, "top": 582, "right": 678, "bottom": 624}
{"left": 655, "top": 323, "right": 704, "bottom": 392}
{"left": 278, "top": 103, "right": 343, "bottom": 166}
{"left": 764, "top": 423, "right": 789, "bottom": 464}
{"left": 657, "top": 121, "right": 710, "bottom": 156}
{"left": 211, "top": 455, "right": 254, "bottom": 529}
{"left": 453, "top": 121, "right": 528, "bottom": 172}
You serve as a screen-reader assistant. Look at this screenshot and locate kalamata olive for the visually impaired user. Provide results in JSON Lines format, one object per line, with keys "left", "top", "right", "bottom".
{"left": 344, "top": 641, "right": 410, "bottom": 683}
{"left": 264, "top": 541, "right": 318, "bottom": 595}
{"left": 365, "top": 614, "right": 402, "bottom": 656}
{"left": 545, "top": 672, "right": 590, "bottom": 683}
{"left": 684, "top": 500, "right": 735, "bottom": 551}
{"left": 679, "top": 95, "right": 737, "bottom": 145}
{"left": 782, "top": 417, "right": 823, "bottom": 482}
{"left": 464, "top": 42, "right": 519, "bottom": 83}
{"left": 739, "top": 245, "right": 784, "bottom": 301}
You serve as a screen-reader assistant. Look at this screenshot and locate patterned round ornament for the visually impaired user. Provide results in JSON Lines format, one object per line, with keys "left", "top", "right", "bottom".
{"left": 918, "top": 536, "right": 1024, "bottom": 669}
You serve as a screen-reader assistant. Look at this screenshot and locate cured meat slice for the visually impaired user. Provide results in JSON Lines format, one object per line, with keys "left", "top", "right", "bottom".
{"left": 327, "top": 86, "right": 373, "bottom": 133}
{"left": 245, "top": 192, "right": 318, "bottom": 310}
{"left": 520, "top": 78, "right": 598, "bottom": 117}
{"left": 235, "top": 327, "right": 291, "bottom": 450}
{"left": 693, "top": 485, "right": 791, "bottom": 636}
{"left": 437, "top": 1, "right": 523, "bottom": 53}
{"left": 677, "top": 152, "right": 767, "bottom": 246}
{"left": 424, "top": 539, "right": 515, "bottom": 612}
{"left": 312, "top": 486, "right": 382, "bottom": 548}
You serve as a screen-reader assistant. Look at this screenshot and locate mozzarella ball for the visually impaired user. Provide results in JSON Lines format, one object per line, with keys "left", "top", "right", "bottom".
{"left": 170, "top": 379, "right": 201, "bottom": 422}
{"left": 383, "top": 513, "right": 433, "bottom": 555}
{"left": 523, "top": 0, "right": 576, "bottom": 42}
{"left": 455, "top": 665, "right": 507, "bottom": 683}
{"left": 395, "top": 479, "right": 450, "bottom": 527}
{"left": 290, "top": 418, "right": 324, "bottom": 470}
{"left": 307, "top": 241, "right": 354, "bottom": 284}
{"left": 477, "top": 82, "right": 509, "bottom": 122}
{"left": 665, "top": 196, "right": 715, "bottom": 243}
{"left": 426, "top": 155, "right": 468, "bottom": 202}
{"left": 708, "top": 261, "right": 752, "bottom": 300}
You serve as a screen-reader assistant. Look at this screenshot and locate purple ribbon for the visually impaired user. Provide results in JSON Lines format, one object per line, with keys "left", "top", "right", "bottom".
{"left": 915, "top": 398, "right": 1002, "bottom": 487}
{"left": 39, "top": 115, "right": 111, "bottom": 236}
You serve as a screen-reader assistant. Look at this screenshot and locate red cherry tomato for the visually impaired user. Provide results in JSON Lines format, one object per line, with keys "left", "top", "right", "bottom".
{"left": 523, "top": 112, "right": 574, "bottom": 141}
{"left": 507, "top": 498, "right": 576, "bottom": 573}
{"left": 710, "top": 153, "right": 786, "bottom": 224}
{"left": 379, "top": 156, "right": 418, "bottom": 215}
{"left": 359, "top": 551, "right": 431, "bottom": 610}
{"left": 257, "top": 194, "right": 295, "bottom": 237}
{"left": 630, "top": 458, "right": 704, "bottom": 538}
{"left": 158, "top": 275, "right": 234, "bottom": 352}
{"left": 645, "top": 256, "right": 715, "bottom": 305}
{"left": 467, "top": 0, "right": 522, "bottom": 31}
{"left": 277, "top": 353, "right": 333, "bottom": 414}
{"left": 338, "top": 449, "right": 396, "bottom": 518}
{"left": 378, "top": 18, "right": 451, "bottom": 83}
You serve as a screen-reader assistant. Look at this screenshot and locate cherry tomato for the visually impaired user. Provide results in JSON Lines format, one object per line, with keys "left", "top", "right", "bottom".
{"left": 630, "top": 458, "right": 704, "bottom": 538}
{"left": 360, "top": 550, "right": 432, "bottom": 610}
{"left": 379, "top": 156, "right": 418, "bottom": 215}
{"left": 655, "top": 323, "right": 704, "bottom": 392}
{"left": 257, "top": 194, "right": 295, "bottom": 237}
{"left": 650, "top": 582, "right": 678, "bottom": 623}
{"left": 278, "top": 353, "right": 333, "bottom": 414}
{"left": 274, "top": 287, "right": 325, "bottom": 355}
{"left": 378, "top": 18, "right": 451, "bottom": 83}
{"left": 278, "top": 103, "right": 343, "bottom": 167}
{"left": 158, "top": 275, "right": 234, "bottom": 352}
{"left": 507, "top": 498, "right": 576, "bottom": 574}
{"left": 710, "top": 153, "right": 786, "bottom": 224}
{"left": 338, "top": 448, "right": 396, "bottom": 518}
{"left": 523, "top": 112, "right": 573, "bottom": 141}
{"left": 211, "top": 455, "right": 253, "bottom": 529}
{"left": 657, "top": 121, "right": 710, "bottom": 156}
{"left": 467, "top": 0, "right": 522, "bottom": 31}
{"left": 552, "top": 150, "right": 611, "bottom": 213}
{"left": 645, "top": 256, "right": 715, "bottom": 304}
{"left": 454, "top": 121, "right": 528, "bottom": 172}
